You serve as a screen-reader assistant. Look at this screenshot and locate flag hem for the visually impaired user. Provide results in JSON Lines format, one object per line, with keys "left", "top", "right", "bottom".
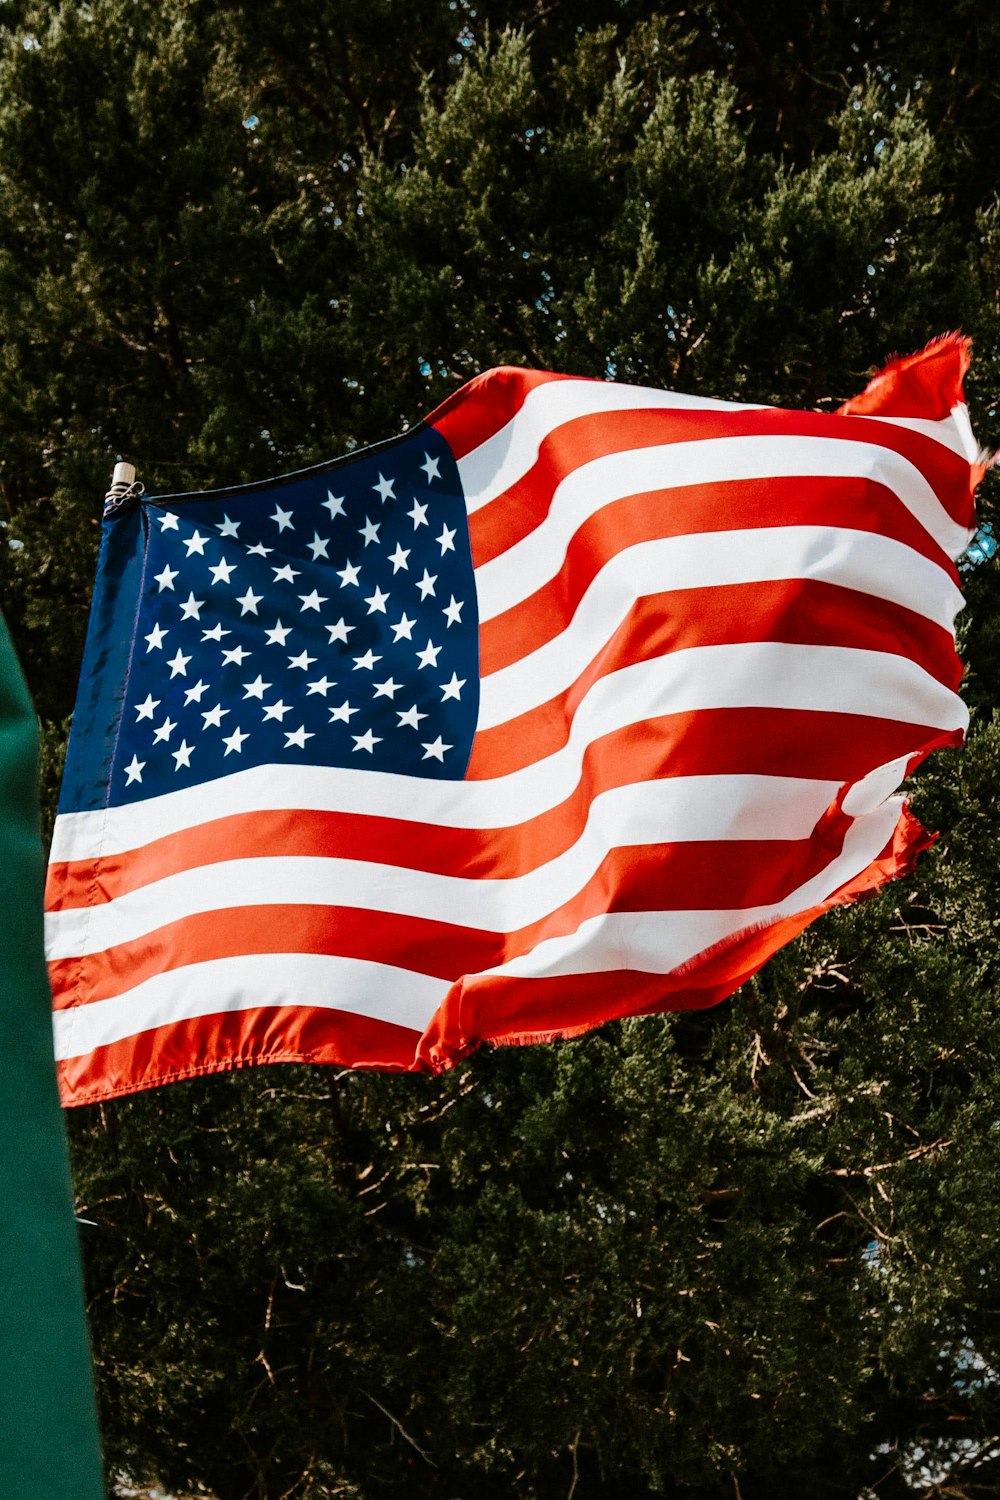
{"left": 473, "top": 801, "right": 935, "bottom": 1054}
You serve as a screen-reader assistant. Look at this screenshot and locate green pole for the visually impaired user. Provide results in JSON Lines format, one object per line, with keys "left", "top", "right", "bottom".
{"left": 0, "top": 612, "right": 105, "bottom": 1499}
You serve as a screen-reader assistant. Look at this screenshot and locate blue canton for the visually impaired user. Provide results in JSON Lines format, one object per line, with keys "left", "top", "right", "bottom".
{"left": 107, "top": 430, "right": 478, "bottom": 803}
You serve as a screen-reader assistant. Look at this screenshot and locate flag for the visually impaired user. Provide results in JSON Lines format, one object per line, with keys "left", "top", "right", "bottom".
{"left": 0, "top": 614, "right": 104, "bottom": 1494}
{"left": 46, "top": 336, "right": 982, "bottom": 1106}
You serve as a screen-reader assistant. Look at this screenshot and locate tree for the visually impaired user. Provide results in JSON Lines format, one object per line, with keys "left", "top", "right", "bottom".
{"left": 0, "top": 3, "right": 998, "bottom": 1496}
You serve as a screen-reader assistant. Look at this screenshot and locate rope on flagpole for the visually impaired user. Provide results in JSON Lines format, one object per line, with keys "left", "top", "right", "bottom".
{"left": 103, "top": 460, "right": 143, "bottom": 516}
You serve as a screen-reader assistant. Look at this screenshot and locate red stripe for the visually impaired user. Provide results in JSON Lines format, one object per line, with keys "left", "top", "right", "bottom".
{"left": 48, "top": 706, "right": 961, "bottom": 912}
{"left": 50, "top": 903, "right": 478, "bottom": 1005}
{"left": 469, "top": 409, "right": 972, "bottom": 568}
{"left": 58, "top": 1005, "right": 425, "bottom": 1106}
{"left": 425, "top": 366, "right": 568, "bottom": 460}
{"left": 469, "top": 699, "right": 960, "bottom": 784}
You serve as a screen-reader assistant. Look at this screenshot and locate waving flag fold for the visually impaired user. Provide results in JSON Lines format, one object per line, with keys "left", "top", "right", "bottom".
{"left": 46, "top": 337, "right": 982, "bottom": 1105}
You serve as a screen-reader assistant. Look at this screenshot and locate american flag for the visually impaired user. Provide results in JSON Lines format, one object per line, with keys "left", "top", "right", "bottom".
{"left": 46, "top": 337, "right": 981, "bottom": 1105}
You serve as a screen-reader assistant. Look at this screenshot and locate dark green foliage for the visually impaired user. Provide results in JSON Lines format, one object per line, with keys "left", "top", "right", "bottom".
{"left": 2, "top": 3, "right": 999, "bottom": 1496}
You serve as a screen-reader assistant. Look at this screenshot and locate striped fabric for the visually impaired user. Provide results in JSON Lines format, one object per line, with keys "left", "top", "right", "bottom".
{"left": 45, "top": 336, "right": 982, "bottom": 1105}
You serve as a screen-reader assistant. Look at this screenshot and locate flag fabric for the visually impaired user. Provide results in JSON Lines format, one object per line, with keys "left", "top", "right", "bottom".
{"left": 0, "top": 614, "right": 105, "bottom": 1495}
{"left": 46, "top": 336, "right": 982, "bottom": 1106}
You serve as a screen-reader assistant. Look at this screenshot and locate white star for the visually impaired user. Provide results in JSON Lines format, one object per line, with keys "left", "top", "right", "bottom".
{"left": 298, "top": 589, "right": 327, "bottom": 613}
{"left": 328, "top": 700, "right": 358, "bottom": 723}
{"left": 202, "top": 704, "right": 229, "bottom": 729}
{"left": 408, "top": 499, "right": 429, "bottom": 529}
{"left": 306, "top": 675, "right": 336, "bottom": 696}
{"left": 443, "top": 595, "right": 464, "bottom": 626}
{"left": 416, "top": 569, "right": 437, "bottom": 600}
{"left": 209, "top": 557, "right": 236, "bottom": 585}
{"left": 421, "top": 453, "right": 442, "bottom": 483}
{"left": 154, "top": 563, "right": 178, "bottom": 593}
{"left": 172, "top": 739, "right": 194, "bottom": 770}
{"left": 323, "top": 491, "right": 346, "bottom": 519}
{"left": 134, "top": 693, "right": 160, "bottom": 721}
{"left": 388, "top": 543, "right": 410, "bottom": 573}
{"left": 264, "top": 620, "right": 292, "bottom": 646}
{"left": 184, "top": 679, "right": 209, "bottom": 704}
{"left": 352, "top": 649, "right": 381, "bottom": 671}
{"left": 179, "top": 591, "right": 205, "bottom": 620}
{"left": 272, "top": 563, "right": 300, "bottom": 584}
{"left": 158, "top": 512, "right": 179, "bottom": 532}
{"left": 284, "top": 725, "right": 315, "bottom": 749}
{"left": 145, "top": 623, "right": 168, "bottom": 652}
{"left": 236, "top": 587, "right": 263, "bottom": 616}
{"left": 373, "top": 677, "right": 401, "bottom": 700}
{"left": 183, "top": 530, "right": 207, "bottom": 556}
{"left": 326, "top": 617, "right": 354, "bottom": 645}
{"left": 247, "top": 541, "right": 273, "bottom": 558}
{"left": 271, "top": 505, "right": 294, "bottom": 532}
{"left": 441, "top": 672, "right": 466, "bottom": 701}
{"left": 288, "top": 649, "right": 317, "bottom": 671}
{"left": 416, "top": 639, "right": 442, "bottom": 669}
{"left": 390, "top": 612, "right": 416, "bottom": 642}
{"left": 152, "top": 716, "right": 177, "bottom": 743}
{"left": 242, "top": 675, "right": 271, "bottom": 700}
{"left": 436, "top": 524, "right": 456, "bottom": 555}
{"left": 262, "top": 700, "right": 293, "bottom": 722}
{"left": 201, "top": 622, "right": 230, "bottom": 641}
{"left": 373, "top": 473, "right": 395, "bottom": 503}
{"left": 223, "top": 727, "right": 249, "bottom": 755}
{"left": 217, "top": 514, "right": 240, "bottom": 538}
{"left": 124, "top": 754, "right": 145, "bottom": 784}
{"left": 421, "top": 737, "right": 452, "bottom": 762}
{"left": 352, "top": 729, "right": 382, "bottom": 753}
{"left": 337, "top": 560, "right": 361, "bottom": 588}
{"left": 397, "top": 704, "right": 428, "bottom": 730}
{"left": 222, "top": 645, "right": 251, "bottom": 666}
{"left": 167, "top": 648, "right": 191, "bottom": 678}
{"left": 307, "top": 532, "right": 330, "bottom": 560}
{"left": 358, "top": 516, "right": 381, "bottom": 547}
{"left": 365, "top": 585, "right": 390, "bottom": 615}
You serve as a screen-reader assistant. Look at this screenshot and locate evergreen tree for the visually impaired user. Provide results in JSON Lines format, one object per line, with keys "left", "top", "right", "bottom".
{"left": 0, "top": 4, "right": 997, "bottom": 1496}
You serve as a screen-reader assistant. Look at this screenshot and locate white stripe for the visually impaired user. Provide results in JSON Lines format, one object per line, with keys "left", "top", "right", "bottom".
{"left": 458, "top": 376, "right": 764, "bottom": 512}
{"left": 478, "top": 527, "right": 962, "bottom": 722}
{"left": 483, "top": 797, "right": 904, "bottom": 982}
{"left": 52, "top": 953, "right": 440, "bottom": 1063}
{"left": 479, "top": 637, "right": 962, "bottom": 739}
{"left": 46, "top": 772, "right": 848, "bottom": 958}
{"left": 858, "top": 405, "right": 980, "bottom": 463}
{"left": 476, "top": 436, "right": 969, "bottom": 619}
{"left": 50, "top": 640, "right": 966, "bottom": 866}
